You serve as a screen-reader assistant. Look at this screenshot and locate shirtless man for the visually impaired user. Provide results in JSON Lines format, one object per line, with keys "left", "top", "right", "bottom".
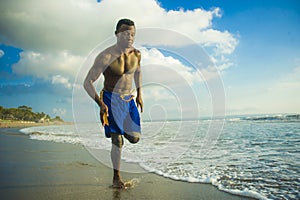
{"left": 83, "top": 19, "right": 143, "bottom": 188}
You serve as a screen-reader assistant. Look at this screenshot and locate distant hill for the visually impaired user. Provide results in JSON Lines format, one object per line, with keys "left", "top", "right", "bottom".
{"left": 0, "top": 105, "right": 64, "bottom": 122}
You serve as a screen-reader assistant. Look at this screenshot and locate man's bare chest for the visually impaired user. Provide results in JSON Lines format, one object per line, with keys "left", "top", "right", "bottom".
{"left": 106, "top": 53, "right": 139, "bottom": 76}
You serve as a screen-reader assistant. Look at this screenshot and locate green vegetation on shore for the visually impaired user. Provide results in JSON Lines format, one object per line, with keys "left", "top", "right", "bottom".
{"left": 0, "top": 105, "right": 64, "bottom": 123}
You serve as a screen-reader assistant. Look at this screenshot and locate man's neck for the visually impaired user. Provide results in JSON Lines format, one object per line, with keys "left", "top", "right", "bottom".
{"left": 115, "top": 44, "right": 133, "bottom": 55}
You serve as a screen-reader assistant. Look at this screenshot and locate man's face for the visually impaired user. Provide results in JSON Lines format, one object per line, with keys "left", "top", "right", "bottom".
{"left": 116, "top": 25, "right": 136, "bottom": 48}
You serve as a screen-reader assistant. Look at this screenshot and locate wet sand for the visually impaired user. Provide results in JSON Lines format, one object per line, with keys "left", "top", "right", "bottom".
{"left": 0, "top": 128, "right": 255, "bottom": 200}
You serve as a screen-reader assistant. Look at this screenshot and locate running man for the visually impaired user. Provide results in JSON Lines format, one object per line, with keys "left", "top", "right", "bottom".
{"left": 83, "top": 19, "right": 143, "bottom": 188}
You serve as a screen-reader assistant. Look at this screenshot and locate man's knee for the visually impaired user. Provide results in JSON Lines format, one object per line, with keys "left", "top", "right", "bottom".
{"left": 124, "top": 132, "right": 140, "bottom": 144}
{"left": 111, "top": 133, "right": 124, "bottom": 148}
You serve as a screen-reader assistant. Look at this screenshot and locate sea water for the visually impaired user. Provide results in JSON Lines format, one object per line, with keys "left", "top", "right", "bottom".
{"left": 20, "top": 114, "right": 300, "bottom": 200}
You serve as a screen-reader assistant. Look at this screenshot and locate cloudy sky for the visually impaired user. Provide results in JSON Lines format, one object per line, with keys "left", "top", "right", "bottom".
{"left": 1, "top": 0, "right": 299, "bottom": 121}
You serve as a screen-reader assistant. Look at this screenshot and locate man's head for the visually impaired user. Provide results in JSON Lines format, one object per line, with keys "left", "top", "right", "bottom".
{"left": 115, "top": 19, "right": 136, "bottom": 49}
{"left": 115, "top": 19, "right": 135, "bottom": 34}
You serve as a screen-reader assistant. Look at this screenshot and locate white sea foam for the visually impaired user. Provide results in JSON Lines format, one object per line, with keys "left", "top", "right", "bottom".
{"left": 29, "top": 134, "right": 81, "bottom": 144}
{"left": 219, "top": 187, "right": 270, "bottom": 200}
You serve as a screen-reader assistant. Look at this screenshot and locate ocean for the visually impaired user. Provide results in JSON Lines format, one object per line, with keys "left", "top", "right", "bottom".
{"left": 20, "top": 114, "right": 300, "bottom": 200}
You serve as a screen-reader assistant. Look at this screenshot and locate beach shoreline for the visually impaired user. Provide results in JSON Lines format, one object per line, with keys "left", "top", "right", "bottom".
{"left": 0, "top": 127, "right": 256, "bottom": 200}
{"left": 0, "top": 120, "right": 73, "bottom": 128}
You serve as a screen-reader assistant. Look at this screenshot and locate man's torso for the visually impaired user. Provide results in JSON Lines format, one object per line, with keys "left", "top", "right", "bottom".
{"left": 103, "top": 48, "right": 140, "bottom": 94}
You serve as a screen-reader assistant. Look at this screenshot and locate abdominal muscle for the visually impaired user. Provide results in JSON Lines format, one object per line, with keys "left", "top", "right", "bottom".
{"left": 103, "top": 73, "right": 134, "bottom": 95}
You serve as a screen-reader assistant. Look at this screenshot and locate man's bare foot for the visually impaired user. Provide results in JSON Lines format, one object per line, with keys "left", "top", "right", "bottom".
{"left": 112, "top": 177, "right": 125, "bottom": 189}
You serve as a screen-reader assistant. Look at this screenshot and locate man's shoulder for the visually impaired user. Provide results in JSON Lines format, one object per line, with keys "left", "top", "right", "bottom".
{"left": 96, "top": 46, "right": 114, "bottom": 61}
{"left": 133, "top": 48, "right": 141, "bottom": 58}
{"left": 134, "top": 48, "right": 141, "bottom": 54}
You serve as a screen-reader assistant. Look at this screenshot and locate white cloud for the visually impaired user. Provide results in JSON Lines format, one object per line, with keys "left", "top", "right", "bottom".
{"left": 199, "top": 29, "right": 238, "bottom": 54}
{"left": 211, "top": 55, "right": 234, "bottom": 71}
{"left": 0, "top": 49, "right": 4, "bottom": 58}
{"left": 52, "top": 75, "right": 72, "bottom": 89}
{"left": 140, "top": 47, "right": 201, "bottom": 86}
{"left": 1, "top": 0, "right": 237, "bottom": 63}
{"left": 0, "top": 0, "right": 109, "bottom": 54}
{"left": 12, "top": 50, "right": 84, "bottom": 80}
{"left": 1, "top": 0, "right": 232, "bottom": 119}
{"left": 139, "top": 47, "right": 208, "bottom": 119}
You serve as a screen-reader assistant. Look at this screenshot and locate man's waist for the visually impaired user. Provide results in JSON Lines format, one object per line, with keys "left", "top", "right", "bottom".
{"left": 101, "top": 89, "right": 135, "bottom": 102}
{"left": 102, "top": 87, "right": 134, "bottom": 96}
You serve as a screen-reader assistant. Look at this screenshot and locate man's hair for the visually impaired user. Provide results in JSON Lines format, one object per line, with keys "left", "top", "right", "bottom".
{"left": 115, "top": 18, "right": 135, "bottom": 33}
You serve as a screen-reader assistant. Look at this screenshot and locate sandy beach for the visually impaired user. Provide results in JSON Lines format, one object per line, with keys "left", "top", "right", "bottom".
{"left": 0, "top": 120, "right": 72, "bottom": 128}
{"left": 0, "top": 127, "right": 255, "bottom": 200}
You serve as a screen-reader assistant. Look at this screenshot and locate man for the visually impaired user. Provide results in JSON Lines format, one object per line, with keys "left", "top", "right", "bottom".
{"left": 83, "top": 19, "right": 143, "bottom": 188}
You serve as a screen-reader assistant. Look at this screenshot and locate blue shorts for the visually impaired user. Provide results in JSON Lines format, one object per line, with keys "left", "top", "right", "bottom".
{"left": 102, "top": 91, "right": 141, "bottom": 138}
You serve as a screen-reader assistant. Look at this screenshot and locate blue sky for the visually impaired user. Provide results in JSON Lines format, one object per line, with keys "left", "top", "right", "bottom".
{"left": 1, "top": 0, "right": 299, "bottom": 121}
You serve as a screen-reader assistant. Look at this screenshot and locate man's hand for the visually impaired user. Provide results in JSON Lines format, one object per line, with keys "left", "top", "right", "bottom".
{"left": 100, "top": 103, "right": 109, "bottom": 126}
{"left": 136, "top": 96, "right": 143, "bottom": 113}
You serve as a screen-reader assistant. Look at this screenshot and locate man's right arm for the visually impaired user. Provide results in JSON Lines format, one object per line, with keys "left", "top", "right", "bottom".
{"left": 83, "top": 53, "right": 106, "bottom": 108}
{"left": 84, "top": 54, "right": 110, "bottom": 126}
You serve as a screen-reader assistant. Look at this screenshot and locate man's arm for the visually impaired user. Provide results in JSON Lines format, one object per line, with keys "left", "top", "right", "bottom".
{"left": 84, "top": 53, "right": 110, "bottom": 126}
{"left": 83, "top": 54, "right": 106, "bottom": 107}
{"left": 134, "top": 51, "right": 143, "bottom": 112}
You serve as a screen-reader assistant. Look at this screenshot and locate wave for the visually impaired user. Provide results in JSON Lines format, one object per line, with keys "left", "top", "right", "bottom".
{"left": 139, "top": 163, "right": 268, "bottom": 200}
{"left": 227, "top": 114, "right": 300, "bottom": 122}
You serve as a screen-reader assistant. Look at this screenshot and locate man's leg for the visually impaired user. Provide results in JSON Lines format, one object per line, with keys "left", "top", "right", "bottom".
{"left": 111, "top": 133, "right": 124, "bottom": 188}
{"left": 124, "top": 101, "right": 141, "bottom": 144}
{"left": 124, "top": 132, "right": 140, "bottom": 144}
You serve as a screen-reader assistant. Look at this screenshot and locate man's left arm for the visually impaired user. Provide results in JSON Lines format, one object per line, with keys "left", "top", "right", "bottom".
{"left": 134, "top": 50, "right": 143, "bottom": 112}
